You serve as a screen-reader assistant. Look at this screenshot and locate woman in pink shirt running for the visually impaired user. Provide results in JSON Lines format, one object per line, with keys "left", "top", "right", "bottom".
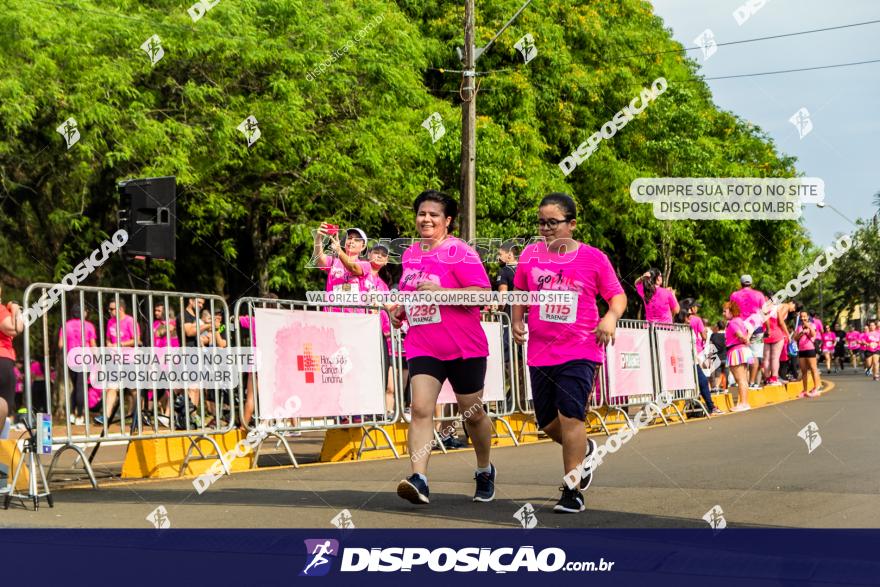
{"left": 390, "top": 190, "right": 495, "bottom": 506}
{"left": 794, "top": 310, "right": 821, "bottom": 397}
{"left": 724, "top": 301, "right": 753, "bottom": 412}
{"left": 635, "top": 269, "right": 679, "bottom": 324}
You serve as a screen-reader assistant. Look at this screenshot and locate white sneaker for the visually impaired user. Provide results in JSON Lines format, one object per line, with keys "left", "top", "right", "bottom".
{"left": 402, "top": 409, "right": 412, "bottom": 423}
{"left": 74, "top": 416, "right": 85, "bottom": 426}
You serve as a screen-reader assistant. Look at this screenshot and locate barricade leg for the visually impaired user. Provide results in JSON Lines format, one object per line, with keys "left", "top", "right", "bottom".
{"left": 252, "top": 432, "right": 299, "bottom": 469}
{"left": 47, "top": 443, "right": 98, "bottom": 489}
{"left": 179, "top": 435, "right": 230, "bottom": 477}
{"left": 357, "top": 425, "right": 400, "bottom": 459}
{"left": 489, "top": 414, "right": 519, "bottom": 447}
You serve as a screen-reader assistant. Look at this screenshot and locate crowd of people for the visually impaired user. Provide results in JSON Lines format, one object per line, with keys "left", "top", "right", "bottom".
{"left": 0, "top": 189, "right": 872, "bottom": 511}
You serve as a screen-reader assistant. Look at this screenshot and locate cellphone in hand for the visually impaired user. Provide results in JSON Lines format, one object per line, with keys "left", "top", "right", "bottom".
{"left": 325, "top": 224, "right": 339, "bottom": 236}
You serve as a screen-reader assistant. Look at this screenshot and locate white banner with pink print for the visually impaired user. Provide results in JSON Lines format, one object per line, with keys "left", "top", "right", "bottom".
{"left": 438, "top": 321, "right": 505, "bottom": 404}
{"left": 605, "top": 326, "right": 654, "bottom": 399}
{"left": 654, "top": 328, "right": 697, "bottom": 392}
{"left": 253, "top": 308, "right": 385, "bottom": 418}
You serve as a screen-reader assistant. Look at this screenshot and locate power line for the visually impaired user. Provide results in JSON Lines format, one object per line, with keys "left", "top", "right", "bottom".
{"left": 679, "top": 57, "right": 880, "bottom": 81}
{"left": 616, "top": 18, "right": 880, "bottom": 61}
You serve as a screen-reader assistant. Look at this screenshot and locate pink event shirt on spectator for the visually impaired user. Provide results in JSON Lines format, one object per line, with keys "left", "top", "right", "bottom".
{"left": 725, "top": 317, "right": 748, "bottom": 350}
{"left": 30, "top": 360, "right": 45, "bottom": 379}
{"left": 107, "top": 314, "right": 140, "bottom": 345}
{"left": 398, "top": 237, "right": 489, "bottom": 361}
{"left": 321, "top": 256, "right": 372, "bottom": 313}
{"left": 60, "top": 319, "right": 97, "bottom": 350}
{"left": 364, "top": 272, "right": 392, "bottom": 337}
{"left": 689, "top": 315, "right": 706, "bottom": 353}
{"left": 635, "top": 282, "right": 677, "bottom": 323}
{"left": 514, "top": 242, "right": 624, "bottom": 366}
{"left": 821, "top": 331, "right": 836, "bottom": 352}
{"left": 152, "top": 319, "right": 180, "bottom": 348}
{"left": 729, "top": 287, "right": 766, "bottom": 327}
{"left": 795, "top": 323, "right": 817, "bottom": 351}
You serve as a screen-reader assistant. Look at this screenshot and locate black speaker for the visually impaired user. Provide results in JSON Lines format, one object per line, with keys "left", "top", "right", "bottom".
{"left": 117, "top": 176, "right": 176, "bottom": 260}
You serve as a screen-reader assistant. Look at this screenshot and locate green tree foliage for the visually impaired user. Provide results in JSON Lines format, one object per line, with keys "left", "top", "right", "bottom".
{"left": 1, "top": 0, "right": 812, "bottom": 322}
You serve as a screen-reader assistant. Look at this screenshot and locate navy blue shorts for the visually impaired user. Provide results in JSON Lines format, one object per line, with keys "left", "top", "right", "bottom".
{"left": 529, "top": 359, "right": 600, "bottom": 428}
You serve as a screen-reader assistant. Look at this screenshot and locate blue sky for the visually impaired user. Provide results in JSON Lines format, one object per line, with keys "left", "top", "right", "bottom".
{"left": 650, "top": 0, "right": 879, "bottom": 246}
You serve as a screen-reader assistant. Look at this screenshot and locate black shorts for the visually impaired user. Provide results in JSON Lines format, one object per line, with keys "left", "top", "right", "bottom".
{"left": 0, "top": 357, "right": 15, "bottom": 410}
{"left": 407, "top": 356, "right": 487, "bottom": 395}
{"left": 798, "top": 349, "right": 817, "bottom": 359}
{"left": 529, "top": 359, "right": 599, "bottom": 429}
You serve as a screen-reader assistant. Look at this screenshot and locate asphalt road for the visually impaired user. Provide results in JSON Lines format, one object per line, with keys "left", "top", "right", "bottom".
{"left": 3, "top": 373, "right": 878, "bottom": 529}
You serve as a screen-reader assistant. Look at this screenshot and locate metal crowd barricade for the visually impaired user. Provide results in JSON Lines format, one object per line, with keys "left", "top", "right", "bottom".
{"left": 432, "top": 311, "right": 519, "bottom": 454}
{"left": 232, "top": 297, "right": 403, "bottom": 467}
{"left": 23, "top": 284, "right": 236, "bottom": 489}
{"left": 651, "top": 321, "right": 709, "bottom": 420}
{"left": 602, "top": 319, "right": 670, "bottom": 430}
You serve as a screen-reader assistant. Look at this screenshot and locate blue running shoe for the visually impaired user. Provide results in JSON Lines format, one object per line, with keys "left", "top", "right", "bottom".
{"left": 397, "top": 474, "right": 430, "bottom": 504}
{"left": 473, "top": 464, "right": 496, "bottom": 502}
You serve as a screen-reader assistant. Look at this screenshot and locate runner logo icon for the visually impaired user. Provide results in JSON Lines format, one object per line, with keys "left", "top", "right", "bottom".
{"left": 301, "top": 539, "right": 340, "bottom": 576}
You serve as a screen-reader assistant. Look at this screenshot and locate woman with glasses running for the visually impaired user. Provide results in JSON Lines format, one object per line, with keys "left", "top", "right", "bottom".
{"left": 512, "top": 193, "right": 626, "bottom": 513}
{"left": 391, "top": 190, "right": 495, "bottom": 505}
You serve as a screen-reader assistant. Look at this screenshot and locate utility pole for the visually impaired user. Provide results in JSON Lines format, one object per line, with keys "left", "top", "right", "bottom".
{"left": 458, "top": 0, "right": 533, "bottom": 243}
{"left": 460, "top": 0, "right": 477, "bottom": 242}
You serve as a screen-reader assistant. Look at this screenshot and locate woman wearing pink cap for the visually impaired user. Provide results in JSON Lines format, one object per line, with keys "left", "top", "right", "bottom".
{"left": 391, "top": 190, "right": 495, "bottom": 506}
{"left": 313, "top": 224, "right": 371, "bottom": 313}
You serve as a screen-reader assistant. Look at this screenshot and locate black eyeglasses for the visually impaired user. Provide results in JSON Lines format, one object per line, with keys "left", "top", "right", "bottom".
{"left": 537, "top": 218, "right": 571, "bottom": 229}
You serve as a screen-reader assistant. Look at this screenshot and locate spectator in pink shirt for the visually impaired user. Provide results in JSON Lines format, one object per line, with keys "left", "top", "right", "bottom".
{"left": 96, "top": 298, "right": 141, "bottom": 426}
{"left": 794, "top": 309, "right": 822, "bottom": 398}
{"left": 724, "top": 301, "right": 753, "bottom": 412}
{"left": 730, "top": 275, "right": 768, "bottom": 390}
{"left": 313, "top": 224, "right": 371, "bottom": 313}
{"left": 635, "top": 268, "right": 679, "bottom": 323}
{"left": 58, "top": 304, "right": 97, "bottom": 425}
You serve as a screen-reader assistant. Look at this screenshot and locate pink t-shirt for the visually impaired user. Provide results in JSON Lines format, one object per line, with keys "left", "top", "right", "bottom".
{"left": 725, "top": 317, "right": 748, "bottom": 350}
{"left": 364, "top": 272, "right": 392, "bottom": 338}
{"left": 795, "top": 323, "right": 818, "bottom": 351}
{"left": 59, "top": 319, "right": 97, "bottom": 350}
{"left": 867, "top": 331, "right": 880, "bottom": 352}
{"left": 514, "top": 242, "right": 624, "bottom": 366}
{"left": 821, "top": 331, "right": 836, "bottom": 352}
{"left": 689, "top": 315, "right": 706, "bottom": 353}
{"left": 730, "top": 288, "right": 766, "bottom": 328}
{"left": 859, "top": 332, "right": 869, "bottom": 351}
{"left": 321, "top": 257, "right": 372, "bottom": 314}
{"left": 152, "top": 319, "right": 180, "bottom": 348}
{"left": 846, "top": 331, "right": 861, "bottom": 350}
{"left": 398, "top": 237, "right": 489, "bottom": 360}
{"left": 635, "top": 282, "right": 677, "bottom": 323}
{"left": 107, "top": 314, "right": 140, "bottom": 346}
{"left": 812, "top": 318, "right": 824, "bottom": 335}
